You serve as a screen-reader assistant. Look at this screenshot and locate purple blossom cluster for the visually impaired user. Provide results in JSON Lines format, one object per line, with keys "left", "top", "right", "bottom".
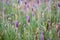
{"left": 16, "top": 20, "right": 19, "bottom": 28}
{"left": 26, "top": 14, "right": 30, "bottom": 23}
{"left": 58, "top": 2, "right": 60, "bottom": 7}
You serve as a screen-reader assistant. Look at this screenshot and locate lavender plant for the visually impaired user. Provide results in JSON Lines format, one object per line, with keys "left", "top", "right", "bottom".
{"left": 0, "top": 0, "right": 60, "bottom": 40}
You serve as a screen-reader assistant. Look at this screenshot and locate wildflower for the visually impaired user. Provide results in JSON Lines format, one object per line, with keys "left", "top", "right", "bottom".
{"left": 25, "top": 1, "right": 27, "bottom": 5}
{"left": 58, "top": 2, "right": 60, "bottom": 7}
{"left": 16, "top": 20, "right": 19, "bottom": 28}
{"left": 27, "top": 16, "right": 30, "bottom": 23}
{"left": 40, "top": 31, "right": 44, "bottom": 40}
{"left": 37, "top": 0, "right": 39, "bottom": 4}
{"left": 32, "top": 8, "right": 35, "bottom": 16}
{"left": 24, "top": 1, "right": 29, "bottom": 12}
{"left": 39, "top": 0, "right": 42, "bottom": 6}
{"left": 26, "top": 14, "right": 30, "bottom": 23}
{"left": 26, "top": 5, "right": 29, "bottom": 12}
{"left": 33, "top": 4, "right": 37, "bottom": 9}
{"left": 15, "top": 14, "right": 19, "bottom": 28}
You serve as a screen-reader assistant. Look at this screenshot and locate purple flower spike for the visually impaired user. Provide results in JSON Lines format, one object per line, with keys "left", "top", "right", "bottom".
{"left": 26, "top": 14, "right": 30, "bottom": 23}
{"left": 40, "top": 32, "right": 44, "bottom": 40}
{"left": 25, "top": 2, "right": 27, "bottom": 5}
{"left": 37, "top": 0, "right": 39, "bottom": 4}
{"left": 58, "top": 2, "right": 60, "bottom": 7}
{"left": 28, "top": 16, "right": 30, "bottom": 23}
{"left": 16, "top": 20, "right": 19, "bottom": 28}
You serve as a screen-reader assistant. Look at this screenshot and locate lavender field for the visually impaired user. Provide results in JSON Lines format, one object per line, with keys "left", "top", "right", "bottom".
{"left": 0, "top": 0, "right": 60, "bottom": 40}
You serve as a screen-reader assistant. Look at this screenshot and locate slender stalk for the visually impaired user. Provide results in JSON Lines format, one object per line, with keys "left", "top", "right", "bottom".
{"left": 2, "top": 0, "right": 4, "bottom": 23}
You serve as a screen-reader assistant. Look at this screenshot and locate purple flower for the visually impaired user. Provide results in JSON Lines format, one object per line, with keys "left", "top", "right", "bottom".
{"left": 16, "top": 20, "right": 19, "bottom": 28}
{"left": 40, "top": 32, "right": 44, "bottom": 40}
{"left": 58, "top": 2, "right": 60, "bottom": 7}
{"left": 27, "top": 16, "right": 30, "bottom": 23}
{"left": 33, "top": 4, "right": 37, "bottom": 10}
{"left": 18, "top": 0, "right": 23, "bottom": 5}
{"left": 26, "top": 14, "right": 30, "bottom": 23}
{"left": 24, "top": 1, "right": 29, "bottom": 12}
{"left": 6, "top": 0, "right": 10, "bottom": 5}
{"left": 25, "top": 2, "right": 27, "bottom": 5}
{"left": 37, "top": 0, "right": 39, "bottom": 4}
